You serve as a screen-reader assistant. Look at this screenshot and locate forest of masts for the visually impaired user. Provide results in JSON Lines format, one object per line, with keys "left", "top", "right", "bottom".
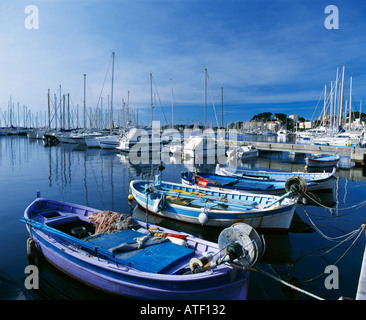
{"left": 319, "top": 66, "right": 364, "bottom": 132}
{"left": 0, "top": 89, "right": 138, "bottom": 131}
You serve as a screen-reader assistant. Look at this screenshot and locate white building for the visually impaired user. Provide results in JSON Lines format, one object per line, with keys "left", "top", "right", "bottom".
{"left": 289, "top": 114, "right": 299, "bottom": 122}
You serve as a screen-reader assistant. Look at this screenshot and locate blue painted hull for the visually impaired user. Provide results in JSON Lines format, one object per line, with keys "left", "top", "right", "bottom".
{"left": 212, "top": 168, "right": 336, "bottom": 192}
{"left": 182, "top": 171, "right": 288, "bottom": 194}
{"left": 305, "top": 154, "right": 340, "bottom": 167}
{"left": 130, "top": 180, "right": 297, "bottom": 230}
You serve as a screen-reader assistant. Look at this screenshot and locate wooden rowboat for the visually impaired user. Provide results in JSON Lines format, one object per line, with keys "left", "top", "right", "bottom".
{"left": 130, "top": 174, "right": 301, "bottom": 230}
{"left": 22, "top": 196, "right": 257, "bottom": 300}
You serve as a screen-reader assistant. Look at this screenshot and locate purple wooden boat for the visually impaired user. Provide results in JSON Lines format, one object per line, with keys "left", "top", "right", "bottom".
{"left": 21, "top": 196, "right": 261, "bottom": 300}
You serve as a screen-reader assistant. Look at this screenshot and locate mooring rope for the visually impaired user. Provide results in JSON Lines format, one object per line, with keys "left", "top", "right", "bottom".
{"left": 250, "top": 266, "right": 325, "bottom": 300}
{"left": 302, "top": 205, "right": 364, "bottom": 242}
{"left": 256, "top": 202, "right": 366, "bottom": 298}
{"left": 287, "top": 204, "right": 366, "bottom": 289}
{"left": 301, "top": 225, "right": 365, "bottom": 284}
{"left": 304, "top": 191, "right": 366, "bottom": 212}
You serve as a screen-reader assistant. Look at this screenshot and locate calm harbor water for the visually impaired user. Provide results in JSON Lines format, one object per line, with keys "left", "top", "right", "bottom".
{"left": 1, "top": 134, "right": 366, "bottom": 300}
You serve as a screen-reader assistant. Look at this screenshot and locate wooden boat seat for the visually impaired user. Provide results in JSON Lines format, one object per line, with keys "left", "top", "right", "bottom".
{"left": 84, "top": 229, "right": 194, "bottom": 274}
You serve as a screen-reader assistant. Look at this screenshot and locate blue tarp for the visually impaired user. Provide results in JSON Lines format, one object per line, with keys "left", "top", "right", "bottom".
{"left": 85, "top": 229, "right": 194, "bottom": 273}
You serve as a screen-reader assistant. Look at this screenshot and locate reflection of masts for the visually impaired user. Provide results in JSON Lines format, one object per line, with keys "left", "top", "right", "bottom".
{"left": 343, "top": 178, "right": 348, "bottom": 205}
{"left": 110, "top": 156, "right": 114, "bottom": 211}
{"left": 48, "top": 147, "right": 52, "bottom": 187}
{"left": 84, "top": 151, "right": 88, "bottom": 206}
{"left": 335, "top": 176, "right": 340, "bottom": 216}
{"left": 47, "top": 89, "right": 51, "bottom": 129}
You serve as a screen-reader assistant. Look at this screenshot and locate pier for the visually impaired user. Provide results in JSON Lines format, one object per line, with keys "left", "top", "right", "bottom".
{"left": 230, "top": 141, "right": 366, "bottom": 164}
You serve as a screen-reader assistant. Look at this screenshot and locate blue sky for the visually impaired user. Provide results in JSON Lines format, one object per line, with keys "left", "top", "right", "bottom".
{"left": 1, "top": 0, "right": 366, "bottom": 127}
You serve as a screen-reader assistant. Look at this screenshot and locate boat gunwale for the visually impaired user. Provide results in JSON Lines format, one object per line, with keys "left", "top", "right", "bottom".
{"left": 131, "top": 180, "right": 297, "bottom": 210}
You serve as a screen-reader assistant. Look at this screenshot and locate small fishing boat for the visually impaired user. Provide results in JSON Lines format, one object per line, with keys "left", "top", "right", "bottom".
{"left": 215, "top": 166, "right": 336, "bottom": 192}
{"left": 181, "top": 171, "right": 292, "bottom": 195}
{"left": 226, "top": 145, "right": 258, "bottom": 159}
{"left": 130, "top": 170, "right": 301, "bottom": 230}
{"left": 21, "top": 196, "right": 259, "bottom": 300}
{"left": 305, "top": 154, "right": 340, "bottom": 168}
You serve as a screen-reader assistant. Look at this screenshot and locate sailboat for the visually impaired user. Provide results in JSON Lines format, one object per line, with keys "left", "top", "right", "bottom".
{"left": 182, "top": 128, "right": 219, "bottom": 157}
{"left": 309, "top": 66, "right": 364, "bottom": 147}
{"left": 182, "top": 69, "right": 225, "bottom": 158}
{"left": 96, "top": 52, "right": 121, "bottom": 149}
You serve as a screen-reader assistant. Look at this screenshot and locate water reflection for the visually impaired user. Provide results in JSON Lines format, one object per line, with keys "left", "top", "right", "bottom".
{"left": 1, "top": 135, "right": 365, "bottom": 300}
{"left": 26, "top": 253, "right": 123, "bottom": 300}
{"left": 0, "top": 268, "right": 30, "bottom": 300}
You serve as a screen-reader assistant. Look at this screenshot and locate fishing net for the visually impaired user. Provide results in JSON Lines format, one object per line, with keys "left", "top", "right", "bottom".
{"left": 88, "top": 211, "right": 139, "bottom": 234}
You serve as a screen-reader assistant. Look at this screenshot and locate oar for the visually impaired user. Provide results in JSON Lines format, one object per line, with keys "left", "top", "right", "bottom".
{"left": 148, "top": 187, "right": 260, "bottom": 209}
{"left": 263, "top": 189, "right": 294, "bottom": 209}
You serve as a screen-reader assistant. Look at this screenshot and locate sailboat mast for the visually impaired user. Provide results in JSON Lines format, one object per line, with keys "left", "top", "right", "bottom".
{"left": 110, "top": 52, "right": 115, "bottom": 134}
{"left": 83, "top": 74, "right": 86, "bottom": 129}
{"left": 360, "top": 100, "right": 362, "bottom": 128}
{"left": 329, "top": 81, "right": 334, "bottom": 132}
{"left": 62, "top": 94, "right": 65, "bottom": 130}
{"left": 349, "top": 75, "right": 352, "bottom": 129}
{"left": 332, "top": 68, "right": 338, "bottom": 133}
{"left": 204, "top": 68, "right": 207, "bottom": 129}
{"left": 127, "top": 91, "right": 130, "bottom": 127}
{"left": 150, "top": 73, "right": 153, "bottom": 125}
{"left": 67, "top": 93, "right": 70, "bottom": 130}
{"left": 221, "top": 86, "right": 224, "bottom": 129}
{"left": 323, "top": 85, "right": 327, "bottom": 128}
{"left": 54, "top": 93, "right": 57, "bottom": 130}
{"left": 170, "top": 78, "right": 174, "bottom": 128}
{"left": 47, "top": 89, "right": 51, "bottom": 129}
{"left": 59, "top": 85, "right": 62, "bottom": 129}
{"left": 339, "top": 66, "right": 345, "bottom": 128}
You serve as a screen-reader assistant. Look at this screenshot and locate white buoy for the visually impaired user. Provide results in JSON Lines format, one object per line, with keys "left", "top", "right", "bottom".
{"left": 198, "top": 212, "right": 209, "bottom": 225}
